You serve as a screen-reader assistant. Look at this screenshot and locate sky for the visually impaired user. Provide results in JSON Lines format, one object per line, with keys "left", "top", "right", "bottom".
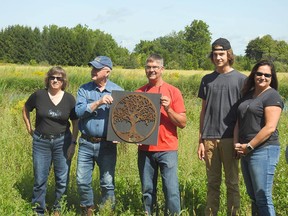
{"left": 1, "top": 0, "right": 288, "bottom": 56}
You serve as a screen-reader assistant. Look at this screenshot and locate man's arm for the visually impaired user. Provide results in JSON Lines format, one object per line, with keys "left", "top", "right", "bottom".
{"left": 161, "top": 95, "right": 186, "bottom": 129}
{"left": 197, "top": 99, "right": 206, "bottom": 160}
{"left": 76, "top": 86, "right": 114, "bottom": 118}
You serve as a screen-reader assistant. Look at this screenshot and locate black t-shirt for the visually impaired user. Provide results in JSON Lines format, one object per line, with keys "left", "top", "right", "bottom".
{"left": 25, "top": 89, "right": 77, "bottom": 135}
{"left": 237, "top": 88, "right": 284, "bottom": 147}
{"left": 198, "top": 70, "right": 246, "bottom": 138}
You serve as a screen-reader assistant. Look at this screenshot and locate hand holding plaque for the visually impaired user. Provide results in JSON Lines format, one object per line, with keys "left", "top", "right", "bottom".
{"left": 107, "top": 90, "right": 161, "bottom": 145}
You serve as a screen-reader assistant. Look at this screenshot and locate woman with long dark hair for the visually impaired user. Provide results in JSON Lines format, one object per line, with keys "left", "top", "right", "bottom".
{"left": 234, "top": 60, "right": 283, "bottom": 215}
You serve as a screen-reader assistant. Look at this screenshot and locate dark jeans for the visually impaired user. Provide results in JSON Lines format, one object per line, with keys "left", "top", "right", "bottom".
{"left": 76, "top": 138, "right": 117, "bottom": 208}
{"left": 241, "top": 144, "right": 280, "bottom": 216}
{"left": 138, "top": 150, "right": 180, "bottom": 216}
{"left": 32, "top": 132, "right": 71, "bottom": 215}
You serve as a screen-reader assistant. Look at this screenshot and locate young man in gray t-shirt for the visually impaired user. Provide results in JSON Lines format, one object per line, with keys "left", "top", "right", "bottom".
{"left": 197, "top": 38, "right": 246, "bottom": 216}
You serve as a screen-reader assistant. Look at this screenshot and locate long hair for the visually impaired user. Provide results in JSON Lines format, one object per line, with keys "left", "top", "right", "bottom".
{"left": 209, "top": 48, "right": 235, "bottom": 66}
{"left": 44, "top": 66, "right": 68, "bottom": 90}
{"left": 241, "top": 60, "right": 278, "bottom": 96}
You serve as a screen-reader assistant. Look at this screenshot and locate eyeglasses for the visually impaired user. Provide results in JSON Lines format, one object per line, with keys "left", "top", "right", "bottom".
{"left": 49, "top": 76, "right": 64, "bottom": 81}
{"left": 255, "top": 72, "right": 272, "bottom": 78}
{"left": 145, "top": 65, "right": 162, "bottom": 70}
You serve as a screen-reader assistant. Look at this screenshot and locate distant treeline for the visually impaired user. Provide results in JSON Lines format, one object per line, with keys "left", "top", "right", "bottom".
{"left": 1, "top": 20, "right": 288, "bottom": 71}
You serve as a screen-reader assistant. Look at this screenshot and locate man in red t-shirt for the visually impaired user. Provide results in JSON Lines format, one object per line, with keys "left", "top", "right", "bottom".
{"left": 136, "top": 54, "right": 186, "bottom": 215}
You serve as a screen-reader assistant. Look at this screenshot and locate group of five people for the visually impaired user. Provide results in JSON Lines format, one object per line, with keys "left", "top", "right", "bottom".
{"left": 22, "top": 38, "right": 284, "bottom": 216}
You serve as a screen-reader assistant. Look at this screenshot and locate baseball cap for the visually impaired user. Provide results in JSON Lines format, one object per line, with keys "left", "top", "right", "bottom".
{"left": 88, "top": 56, "right": 113, "bottom": 70}
{"left": 212, "top": 38, "right": 231, "bottom": 51}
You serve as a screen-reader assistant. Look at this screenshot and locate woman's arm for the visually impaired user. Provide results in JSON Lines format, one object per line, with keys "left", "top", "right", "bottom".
{"left": 71, "top": 119, "right": 79, "bottom": 143}
{"left": 235, "top": 106, "right": 282, "bottom": 155}
{"left": 22, "top": 105, "right": 33, "bottom": 136}
{"left": 248, "top": 106, "right": 282, "bottom": 148}
{"left": 67, "top": 119, "right": 79, "bottom": 160}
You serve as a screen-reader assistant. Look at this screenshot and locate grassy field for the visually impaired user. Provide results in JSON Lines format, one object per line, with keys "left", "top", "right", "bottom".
{"left": 0, "top": 65, "right": 287, "bottom": 216}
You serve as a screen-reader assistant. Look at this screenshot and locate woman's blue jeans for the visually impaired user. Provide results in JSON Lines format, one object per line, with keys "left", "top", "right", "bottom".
{"left": 76, "top": 138, "right": 117, "bottom": 208}
{"left": 32, "top": 132, "right": 71, "bottom": 215}
{"left": 138, "top": 150, "right": 180, "bottom": 216}
{"left": 241, "top": 144, "right": 280, "bottom": 216}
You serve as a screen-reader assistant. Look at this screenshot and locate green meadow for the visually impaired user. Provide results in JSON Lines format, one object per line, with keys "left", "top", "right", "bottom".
{"left": 0, "top": 65, "right": 288, "bottom": 216}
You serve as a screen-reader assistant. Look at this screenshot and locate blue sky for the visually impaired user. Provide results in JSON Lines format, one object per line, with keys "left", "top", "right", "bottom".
{"left": 1, "top": 0, "right": 287, "bottom": 55}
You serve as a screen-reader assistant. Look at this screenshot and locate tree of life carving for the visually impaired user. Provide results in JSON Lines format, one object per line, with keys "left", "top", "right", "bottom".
{"left": 111, "top": 94, "right": 157, "bottom": 143}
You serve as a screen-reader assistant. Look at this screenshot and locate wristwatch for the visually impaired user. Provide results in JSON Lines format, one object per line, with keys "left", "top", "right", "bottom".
{"left": 246, "top": 142, "right": 254, "bottom": 152}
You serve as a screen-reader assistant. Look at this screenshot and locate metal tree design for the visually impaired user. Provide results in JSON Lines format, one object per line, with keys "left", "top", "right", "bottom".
{"left": 111, "top": 94, "right": 157, "bottom": 142}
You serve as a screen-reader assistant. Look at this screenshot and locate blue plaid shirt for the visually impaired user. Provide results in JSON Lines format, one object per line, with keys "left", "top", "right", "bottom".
{"left": 75, "top": 80, "right": 123, "bottom": 137}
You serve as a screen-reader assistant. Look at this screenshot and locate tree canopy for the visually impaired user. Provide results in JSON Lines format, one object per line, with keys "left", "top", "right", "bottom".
{"left": 0, "top": 21, "right": 288, "bottom": 71}
{"left": 0, "top": 24, "right": 129, "bottom": 67}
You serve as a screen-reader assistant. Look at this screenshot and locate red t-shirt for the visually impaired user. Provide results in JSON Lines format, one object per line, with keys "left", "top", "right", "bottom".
{"left": 136, "top": 82, "right": 186, "bottom": 151}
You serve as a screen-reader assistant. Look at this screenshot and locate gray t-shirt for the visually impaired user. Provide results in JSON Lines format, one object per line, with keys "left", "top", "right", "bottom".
{"left": 237, "top": 88, "right": 284, "bottom": 147}
{"left": 198, "top": 70, "right": 246, "bottom": 139}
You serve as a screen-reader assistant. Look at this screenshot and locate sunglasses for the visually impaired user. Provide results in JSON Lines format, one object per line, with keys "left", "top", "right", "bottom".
{"left": 49, "top": 76, "right": 64, "bottom": 81}
{"left": 255, "top": 72, "right": 272, "bottom": 78}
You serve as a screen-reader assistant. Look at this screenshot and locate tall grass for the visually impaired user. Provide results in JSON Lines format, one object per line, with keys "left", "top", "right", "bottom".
{"left": 0, "top": 65, "right": 287, "bottom": 215}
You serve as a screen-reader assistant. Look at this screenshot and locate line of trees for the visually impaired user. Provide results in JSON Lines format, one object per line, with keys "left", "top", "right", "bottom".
{"left": 0, "top": 21, "right": 288, "bottom": 71}
{"left": 0, "top": 24, "right": 130, "bottom": 67}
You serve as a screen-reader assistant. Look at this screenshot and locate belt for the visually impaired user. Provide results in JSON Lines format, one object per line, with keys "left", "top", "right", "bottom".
{"left": 81, "top": 134, "right": 106, "bottom": 143}
{"left": 34, "top": 131, "right": 65, "bottom": 140}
